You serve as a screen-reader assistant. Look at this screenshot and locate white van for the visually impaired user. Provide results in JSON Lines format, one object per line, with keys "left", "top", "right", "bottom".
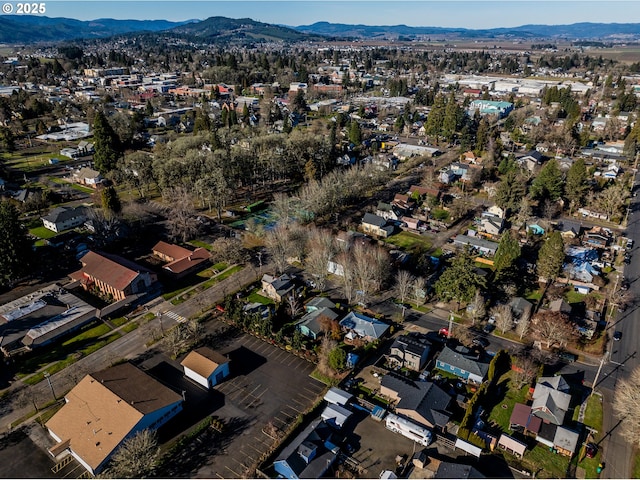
{"left": 385, "top": 413, "right": 432, "bottom": 446}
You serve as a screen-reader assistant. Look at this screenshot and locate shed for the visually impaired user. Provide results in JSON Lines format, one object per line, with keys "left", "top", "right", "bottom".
{"left": 324, "top": 387, "right": 353, "bottom": 406}
{"left": 321, "top": 403, "right": 352, "bottom": 429}
{"left": 498, "top": 433, "right": 527, "bottom": 458}
{"left": 454, "top": 438, "right": 482, "bottom": 458}
{"left": 181, "top": 347, "right": 230, "bottom": 389}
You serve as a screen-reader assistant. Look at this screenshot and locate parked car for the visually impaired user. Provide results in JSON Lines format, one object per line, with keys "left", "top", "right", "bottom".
{"left": 557, "top": 351, "right": 578, "bottom": 363}
{"left": 585, "top": 443, "right": 598, "bottom": 458}
{"left": 483, "top": 324, "right": 495, "bottom": 334}
{"left": 621, "top": 280, "right": 630, "bottom": 291}
{"left": 613, "top": 331, "right": 623, "bottom": 341}
{"left": 472, "top": 337, "right": 490, "bottom": 348}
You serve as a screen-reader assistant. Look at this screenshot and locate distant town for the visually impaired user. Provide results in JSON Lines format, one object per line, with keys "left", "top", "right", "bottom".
{"left": 0, "top": 13, "right": 640, "bottom": 480}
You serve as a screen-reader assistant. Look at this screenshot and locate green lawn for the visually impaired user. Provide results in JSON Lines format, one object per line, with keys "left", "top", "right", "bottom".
{"left": 583, "top": 394, "right": 603, "bottom": 431}
{"left": 633, "top": 453, "right": 640, "bottom": 479}
{"left": 576, "top": 394, "right": 604, "bottom": 479}
{"left": 189, "top": 240, "right": 213, "bottom": 251}
{"left": 70, "top": 183, "right": 94, "bottom": 194}
{"left": 122, "top": 322, "right": 139, "bottom": 333}
{"left": 525, "top": 290, "right": 544, "bottom": 302}
{"left": 246, "top": 289, "right": 274, "bottom": 305}
{"left": 565, "top": 290, "right": 586, "bottom": 305}
{"left": 487, "top": 373, "right": 529, "bottom": 431}
{"left": 171, "top": 265, "right": 244, "bottom": 305}
{"left": 384, "top": 231, "right": 432, "bottom": 252}
{"left": 522, "top": 444, "right": 571, "bottom": 478}
{"left": 196, "top": 262, "right": 228, "bottom": 279}
{"left": 110, "top": 317, "right": 129, "bottom": 328}
{"left": 29, "top": 226, "right": 57, "bottom": 239}
{"left": 16, "top": 322, "right": 113, "bottom": 380}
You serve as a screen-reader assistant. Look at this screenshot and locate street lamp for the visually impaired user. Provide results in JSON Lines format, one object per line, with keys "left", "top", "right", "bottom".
{"left": 44, "top": 372, "right": 56, "bottom": 401}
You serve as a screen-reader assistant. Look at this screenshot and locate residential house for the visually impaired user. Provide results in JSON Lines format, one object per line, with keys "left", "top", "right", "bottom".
{"left": 486, "top": 205, "right": 505, "bottom": 219}
{"left": 387, "top": 335, "right": 431, "bottom": 372}
{"left": 70, "top": 251, "right": 158, "bottom": 301}
{"left": 509, "top": 297, "right": 533, "bottom": 322}
{"left": 401, "top": 216, "right": 421, "bottom": 232}
{"left": 376, "top": 201, "right": 400, "bottom": 221}
{"left": 272, "top": 419, "right": 338, "bottom": 479}
{"left": 361, "top": 213, "right": 395, "bottom": 238}
{"left": 555, "top": 220, "right": 583, "bottom": 240}
{"left": 435, "top": 346, "right": 489, "bottom": 384}
{"left": 453, "top": 235, "right": 499, "bottom": 256}
{"left": 531, "top": 376, "right": 571, "bottom": 425}
{"left": 45, "top": 363, "right": 183, "bottom": 475}
{"left": 380, "top": 374, "right": 452, "bottom": 430}
{"left": 42, "top": 206, "right": 88, "bottom": 233}
{"left": 435, "top": 462, "right": 485, "bottom": 479}
{"left": 181, "top": 347, "right": 230, "bottom": 389}
{"left": 261, "top": 274, "right": 295, "bottom": 303}
{"left": 439, "top": 169, "right": 457, "bottom": 184}
{"left": 584, "top": 226, "right": 611, "bottom": 248}
{"left": 392, "top": 194, "right": 416, "bottom": 215}
{"left": 73, "top": 167, "right": 103, "bottom": 187}
{"left": 497, "top": 434, "right": 527, "bottom": 458}
{"left": 408, "top": 185, "right": 441, "bottom": 202}
{"left": 509, "top": 403, "right": 543, "bottom": 436}
{"left": 339, "top": 311, "right": 389, "bottom": 343}
{"left": 478, "top": 215, "right": 504, "bottom": 237}
{"left": 295, "top": 297, "right": 340, "bottom": 339}
{"left": 152, "top": 241, "right": 211, "bottom": 279}
{"left": 516, "top": 150, "right": 544, "bottom": 173}
{"left": 548, "top": 299, "right": 572, "bottom": 315}
{"left": 552, "top": 426, "right": 580, "bottom": 457}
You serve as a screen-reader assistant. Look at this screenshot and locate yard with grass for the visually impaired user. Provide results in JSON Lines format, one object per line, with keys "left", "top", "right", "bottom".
{"left": 15, "top": 321, "right": 119, "bottom": 382}
{"left": 189, "top": 240, "right": 213, "bottom": 251}
{"left": 246, "top": 289, "right": 274, "bottom": 305}
{"left": 29, "top": 226, "right": 57, "bottom": 239}
{"left": 487, "top": 373, "right": 529, "bottom": 431}
{"left": 565, "top": 289, "right": 586, "bottom": 305}
{"left": 384, "top": 231, "right": 433, "bottom": 252}
{"left": 575, "top": 393, "right": 604, "bottom": 479}
{"left": 170, "top": 265, "right": 244, "bottom": 305}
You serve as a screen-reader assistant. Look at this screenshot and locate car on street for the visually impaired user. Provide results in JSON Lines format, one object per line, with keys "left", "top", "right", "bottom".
{"left": 483, "top": 323, "right": 495, "bottom": 334}
{"left": 472, "top": 337, "right": 490, "bottom": 348}
{"left": 613, "top": 331, "right": 623, "bottom": 341}
{"left": 621, "top": 280, "right": 630, "bottom": 291}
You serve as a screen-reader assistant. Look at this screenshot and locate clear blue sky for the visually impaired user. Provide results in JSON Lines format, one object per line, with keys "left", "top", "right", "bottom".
{"left": 43, "top": 1, "right": 640, "bottom": 28}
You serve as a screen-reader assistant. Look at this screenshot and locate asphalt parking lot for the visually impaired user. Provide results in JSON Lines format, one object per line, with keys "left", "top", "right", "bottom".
{"left": 179, "top": 332, "right": 327, "bottom": 478}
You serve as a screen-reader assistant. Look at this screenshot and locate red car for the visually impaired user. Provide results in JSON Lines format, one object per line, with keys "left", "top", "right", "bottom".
{"left": 439, "top": 327, "right": 450, "bottom": 337}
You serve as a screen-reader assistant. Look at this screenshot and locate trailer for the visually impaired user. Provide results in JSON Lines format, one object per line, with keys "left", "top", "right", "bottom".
{"left": 385, "top": 413, "right": 432, "bottom": 446}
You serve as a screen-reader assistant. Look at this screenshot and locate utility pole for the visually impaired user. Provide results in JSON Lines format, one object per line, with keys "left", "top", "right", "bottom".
{"left": 44, "top": 372, "right": 56, "bottom": 401}
{"left": 591, "top": 352, "right": 608, "bottom": 397}
{"left": 448, "top": 311, "right": 454, "bottom": 339}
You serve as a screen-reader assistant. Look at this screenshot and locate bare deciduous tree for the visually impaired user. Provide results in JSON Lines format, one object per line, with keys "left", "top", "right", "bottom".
{"left": 211, "top": 237, "right": 246, "bottom": 266}
{"left": 163, "top": 186, "right": 200, "bottom": 243}
{"left": 317, "top": 337, "right": 338, "bottom": 377}
{"left": 612, "top": 366, "right": 640, "bottom": 447}
{"left": 454, "top": 326, "right": 474, "bottom": 347}
{"left": 532, "top": 311, "right": 575, "bottom": 349}
{"left": 512, "top": 355, "right": 539, "bottom": 389}
{"left": 286, "top": 294, "right": 302, "bottom": 318}
{"left": 412, "top": 277, "right": 427, "bottom": 307}
{"left": 304, "top": 228, "right": 334, "bottom": 291}
{"left": 106, "top": 429, "right": 160, "bottom": 478}
{"left": 467, "top": 289, "right": 486, "bottom": 325}
{"left": 264, "top": 224, "right": 291, "bottom": 274}
{"left": 515, "top": 308, "right": 531, "bottom": 340}
{"left": 337, "top": 251, "right": 356, "bottom": 305}
{"left": 163, "top": 324, "right": 188, "bottom": 359}
{"left": 492, "top": 304, "right": 514, "bottom": 334}
{"left": 394, "top": 270, "right": 415, "bottom": 317}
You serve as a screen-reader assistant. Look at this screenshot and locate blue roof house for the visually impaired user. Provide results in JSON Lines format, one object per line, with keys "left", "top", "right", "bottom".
{"left": 339, "top": 311, "right": 390, "bottom": 342}
{"left": 435, "top": 346, "right": 489, "bottom": 384}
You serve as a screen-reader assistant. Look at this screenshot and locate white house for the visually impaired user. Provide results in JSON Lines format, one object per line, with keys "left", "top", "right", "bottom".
{"left": 42, "top": 206, "right": 88, "bottom": 233}
{"left": 181, "top": 347, "right": 230, "bottom": 389}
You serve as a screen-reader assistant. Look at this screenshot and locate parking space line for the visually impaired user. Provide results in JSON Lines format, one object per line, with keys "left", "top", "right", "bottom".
{"left": 246, "top": 442, "right": 264, "bottom": 455}
{"left": 225, "top": 466, "right": 241, "bottom": 477}
{"left": 246, "top": 387, "right": 268, "bottom": 408}
{"left": 215, "top": 473, "right": 225, "bottom": 479}
{"left": 273, "top": 350, "right": 287, "bottom": 361}
{"left": 286, "top": 356, "right": 299, "bottom": 366}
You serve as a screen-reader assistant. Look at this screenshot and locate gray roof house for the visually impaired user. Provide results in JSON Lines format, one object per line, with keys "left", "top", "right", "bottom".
{"left": 509, "top": 297, "right": 533, "bottom": 320}
{"left": 261, "top": 273, "right": 295, "bottom": 302}
{"left": 453, "top": 235, "right": 499, "bottom": 256}
{"left": 295, "top": 297, "right": 340, "bottom": 339}
{"left": 380, "top": 374, "right": 452, "bottom": 430}
{"left": 42, "top": 206, "right": 88, "bottom": 233}
{"left": 387, "top": 335, "right": 431, "bottom": 372}
{"left": 531, "top": 376, "right": 571, "bottom": 425}
{"left": 435, "top": 346, "right": 489, "bottom": 384}
{"left": 362, "top": 213, "right": 395, "bottom": 238}
{"left": 339, "top": 311, "right": 389, "bottom": 342}
{"left": 272, "top": 419, "right": 338, "bottom": 479}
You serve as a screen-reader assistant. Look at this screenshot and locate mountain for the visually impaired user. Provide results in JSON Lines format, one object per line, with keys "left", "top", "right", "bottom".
{"left": 0, "top": 15, "right": 194, "bottom": 43}
{"left": 167, "top": 16, "right": 320, "bottom": 43}
{"left": 293, "top": 21, "right": 640, "bottom": 40}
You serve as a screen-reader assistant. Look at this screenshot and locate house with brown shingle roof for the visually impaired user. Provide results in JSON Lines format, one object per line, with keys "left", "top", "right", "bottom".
{"left": 45, "top": 362, "right": 183, "bottom": 475}
{"left": 152, "top": 241, "right": 211, "bottom": 279}
{"left": 181, "top": 346, "right": 230, "bottom": 389}
{"left": 70, "top": 251, "right": 157, "bottom": 301}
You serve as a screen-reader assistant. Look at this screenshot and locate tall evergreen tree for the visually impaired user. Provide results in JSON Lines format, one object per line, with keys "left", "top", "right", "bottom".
{"left": 530, "top": 159, "right": 563, "bottom": 201}
{"left": 93, "top": 111, "right": 121, "bottom": 174}
{"left": 435, "top": 247, "right": 487, "bottom": 304}
{"left": 0, "top": 201, "right": 32, "bottom": 288}
{"left": 349, "top": 120, "right": 362, "bottom": 145}
{"left": 494, "top": 230, "right": 521, "bottom": 275}
{"left": 536, "top": 231, "right": 565, "bottom": 282}
{"left": 565, "top": 158, "right": 589, "bottom": 207}
{"left": 101, "top": 186, "right": 122, "bottom": 216}
{"left": 495, "top": 171, "right": 527, "bottom": 215}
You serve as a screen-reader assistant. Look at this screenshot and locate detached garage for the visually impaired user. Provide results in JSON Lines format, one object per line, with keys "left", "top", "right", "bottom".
{"left": 181, "top": 347, "right": 230, "bottom": 389}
